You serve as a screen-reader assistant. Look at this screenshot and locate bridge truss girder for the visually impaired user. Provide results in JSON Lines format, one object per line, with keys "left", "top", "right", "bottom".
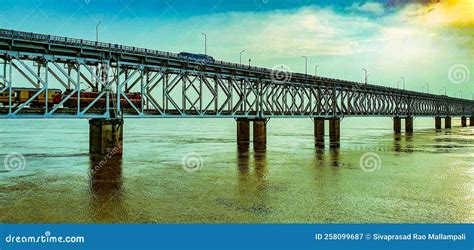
{"left": 0, "top": 51, "right": 472, "bottom": 119}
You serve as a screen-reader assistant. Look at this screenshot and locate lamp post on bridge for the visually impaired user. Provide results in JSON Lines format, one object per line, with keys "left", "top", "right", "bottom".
{"left": 400, "top": 77, "right": 406, "bottom": 90}
{"left": 362, "top": 68, "right": 369, "bottom": 84}
{"left": 96, "top": 21, "right": 101, "bottom": 42}
{"left": 302, "top": 56, "right": 308, "bottom": 75}
{"left": 248, "top": 58, "right": 252, "bottom": 68}
{"left": 315, "top": 65, "right": 319, "bottom": 77}
{"left": 423, "top": 82, "right": 429, "bottom": 93}
{"left": 239, "top": 50, "right": 245, "bottom": 64}
{"left": 439, "top": 87, "right": 447, "bottom": 95}
{"left": 457, "top": 90, "right": 463, "bottom": 99}
{"left": 201, "top": 32, "right": 207, "bottom": 56}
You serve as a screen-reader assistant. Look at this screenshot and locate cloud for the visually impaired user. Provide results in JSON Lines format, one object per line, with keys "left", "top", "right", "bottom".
{"left": 401, "top": 0, "right": 474, "bottom": 27}
{"left": 349, "top": 2, "right": 386, "bottom": 15}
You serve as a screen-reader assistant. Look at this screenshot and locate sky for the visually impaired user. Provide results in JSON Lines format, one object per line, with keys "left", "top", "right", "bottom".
{"left": 0, "top": 0, "right": 472, "bottom": 98}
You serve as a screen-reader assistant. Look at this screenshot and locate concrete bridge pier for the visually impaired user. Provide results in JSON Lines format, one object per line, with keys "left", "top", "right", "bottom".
{"left": 236, "top": 118, "right": 250, "bottom": 149}
{"left": 435, "top": 116, "right": 442, "bottom": 130}
{"left": 445, "top": 117, "right": 452, "bottom": 129}
{"left": 314, "top": 118, "right": 325, "bottom": 148}
{"left": 236, "top": 118, "right": 268, "bottom": 151}
{"left": 405, "top": 117, "right": 414, "bottom": 133}
{"left": 393, "top": 116, "right": 401, "bottom": 134}
{"left": 461, "top": 116, "right": 467, "bottom": 127}
{"left": 89, "top": 119, "right": 123, "bottom": 155}
{"left": 253, "top": 118, "right": 268, "bottom": 151}
{"left": 329, "top": 118, "right": 340, "bottom": 148}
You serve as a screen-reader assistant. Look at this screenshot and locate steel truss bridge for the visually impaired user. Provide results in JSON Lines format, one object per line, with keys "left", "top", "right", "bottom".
{"left": 0, "top": 29, "right": 472, "bottom": 119}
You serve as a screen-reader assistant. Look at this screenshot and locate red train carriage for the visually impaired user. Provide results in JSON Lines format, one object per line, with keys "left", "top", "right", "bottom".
{"left": 54, "top": 90, "right": 142, "bottom": 109}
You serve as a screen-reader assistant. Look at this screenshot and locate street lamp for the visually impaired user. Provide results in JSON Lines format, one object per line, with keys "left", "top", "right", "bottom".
{"left": 400, "top": 77, "right": 406, "bottom": 90}
{"left": 248, "top": 58, "right": 252, "bottom": 68}
{"left": 397, "top": 80, "right": 400, "bottom": 89}
{"left": 439, "top": 87, "right": 447, "bottom": 95}
{"left": 239, "top": 50, "right": 245, "bottom": 64}
{"left": 302, "top": 56, "right": 308, "bottom": 75}
{"left": 457, "top": 90, "right": 463, "bottom": 99}
{"left": 424, "top": 82, "right": 429, "bottom": 94}
{"left": 362, "top": 68, "right": 369, "bottom": 84}
{"left": 315, "top": 65, "right": 320, "bottom": 77}
{"left": 96, "top": 21, "right": 101, "bottom": 42}
{"left": 201, "top": 32, "right": 207, "bottom": 55}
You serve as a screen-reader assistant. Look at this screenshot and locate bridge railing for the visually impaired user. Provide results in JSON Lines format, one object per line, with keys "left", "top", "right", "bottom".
{"left": 0, "top": 29, "right": 388, "bottom": 84}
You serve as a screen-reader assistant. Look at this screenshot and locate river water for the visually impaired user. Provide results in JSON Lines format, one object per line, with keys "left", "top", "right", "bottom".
{"left": 0, "top": 117, "right": 472, "bottom": 223}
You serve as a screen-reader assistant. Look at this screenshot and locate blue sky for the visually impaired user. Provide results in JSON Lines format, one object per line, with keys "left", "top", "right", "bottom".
{"left": 0, "top": 0, "right": 472, "bottom": 97}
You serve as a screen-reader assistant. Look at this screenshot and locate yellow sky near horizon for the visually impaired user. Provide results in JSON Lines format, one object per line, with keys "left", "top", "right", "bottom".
{"left": 413, "top": 0, "right": 474, "bottom": 27}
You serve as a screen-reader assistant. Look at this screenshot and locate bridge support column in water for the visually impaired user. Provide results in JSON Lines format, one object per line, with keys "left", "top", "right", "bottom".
{"left": 236, "top": 118, "right": 250, "bottom": 149}
{"left": 314, "top": 118, "right": 325, "bottom": 148}
{"left": 89, "top": 118, "right": 123, "bottom": 155}
{"left": 461, "top": 116, "right": 467, "bottom": 127}
{"left": 405, "top": 116, "right": 414, "bottom": 133}
{"left": 435, "top": 116, "right": 442, "bottom": 130}
{"left": 393, "top": 116, "right": 401, "bottom": 133}
{"left": 253, "top": 119, "right": 267, "bottom": 151}
{"left": 329, "top": 118, "right": 340, "bottom": 148}
{"left": 445, "top": 117, "right": 452, "bottom": 129}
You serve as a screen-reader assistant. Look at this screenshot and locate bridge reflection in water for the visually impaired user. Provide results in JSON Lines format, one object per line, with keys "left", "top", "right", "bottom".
{"left": 88, "top": 155, "right": 125, "bottom": 222}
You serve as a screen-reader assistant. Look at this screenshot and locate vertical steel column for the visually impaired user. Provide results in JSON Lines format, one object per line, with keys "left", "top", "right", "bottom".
{"left": 8, "top": 58, "right": 12, "bottom": 114}
{"left": 116, "top": 64, "right": 122, "bottom": 117}
{"left": 314, "top": 118, "right": 325, "bottom": 148}
{"left": 44, "top": 61, "right": 49, "bottom": 114}
{"left": 76, "top": 62, "right": 81, "bottom": 114}
{"left": 470, "top": 115, "right": 474, "bottom": 126}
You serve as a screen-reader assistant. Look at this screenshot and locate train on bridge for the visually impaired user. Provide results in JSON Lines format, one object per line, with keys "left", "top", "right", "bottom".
{"left": 0, "top": 87, "right": 142, "bottom": 108}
